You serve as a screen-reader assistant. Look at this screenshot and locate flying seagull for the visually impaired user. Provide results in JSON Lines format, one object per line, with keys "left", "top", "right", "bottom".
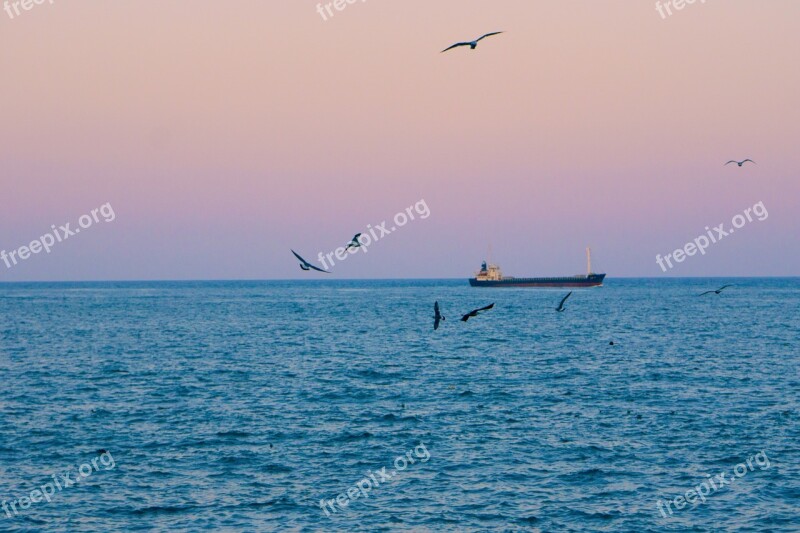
{"left": 434, "top": 301, "right": 445, "bottom": 330}
{"left": 460, "top": 303, "right": 495, "bottom": 322}
{"left": 441, "top": 32, "right": 504, "bottom": 53}
{"left": 725, "top": 159, "right": 755, "bottom": 167}
{"left": 291, "top": 250, "right": 330, "bottom": 273}
{"left": 555, "top": 291, "right": 573, "bottom": 312}
{"left": 345, "top": 233, "right": 362, "bottom": 251}
{"left": 700, "top": 284, "right": 733, "bottom": 296}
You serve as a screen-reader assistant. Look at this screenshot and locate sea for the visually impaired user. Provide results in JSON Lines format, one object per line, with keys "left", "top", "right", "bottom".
{"left": 0, "top": 278, "right": 798, "bottom": 532}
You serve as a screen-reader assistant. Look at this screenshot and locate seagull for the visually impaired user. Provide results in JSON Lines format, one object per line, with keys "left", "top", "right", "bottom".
{"left": 725, "top": 159, "right": 755, "bottom": 167}
{"left": 700, "top": 284, "right": 733, "bottom": 296}
{"left": 345, "top": 233, "right": 362, "bottom": 251}
{"left": 460, "top": 303, "right": 494, "bottom": 322}
{"left": 555, "top": 292, "right": 573, "bottom": 312}
{"left": 441, "top": 32, "right": 504, "bottom": 53}
{"left": 434, "top": 301, "right": 445, "bottom": 330}
{"left": 291, "top": 250, "right": 330, "bottom": 273}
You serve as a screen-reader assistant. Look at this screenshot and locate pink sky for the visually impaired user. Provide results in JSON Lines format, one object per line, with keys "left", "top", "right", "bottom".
{"left": 1, "top": 1, "right": 798, "bottom": 281}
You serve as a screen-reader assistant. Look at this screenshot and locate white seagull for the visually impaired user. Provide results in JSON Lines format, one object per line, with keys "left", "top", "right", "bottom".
{"left": 291, "top": 250, "right": 330, "bottom": 273}
{"left": 441, "top": 32, "right": 504, "bottom": 53}
{"left": 345, "top": 233, "right": 363, "bottom": 251}
{"left": 725, "top": 159, "right": 755, "bottom": 167}
{"left": 555, "top": 292, "right": 573, "bottom": 313}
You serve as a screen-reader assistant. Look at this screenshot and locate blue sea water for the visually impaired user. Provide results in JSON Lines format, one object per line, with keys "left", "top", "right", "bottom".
{"left": 0, "top": 278, "right": 798, "bottom": 532}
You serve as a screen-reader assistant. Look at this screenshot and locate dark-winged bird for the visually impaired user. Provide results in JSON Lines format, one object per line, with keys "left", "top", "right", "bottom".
{"left": 345, "top": 233, "right": 362, "bottom": 251}
{"left": 725, "top": 159, "right": 755, "bottom": 167}
{"left": 434, "top": 301, "right": 445, "bottom": 330}
{"left": 700, "top": 284, "right": 733, "bottom": 296}
{"left": 441, "top": 32, "right": 503, "bottom": 53}
{"left": 460, "top": 303, "right": 495, "bottom": 322}
{"left": 555, "top": 291, "right": 573, "bottom": 313}
{"left": 291, "top": 250, "right": 330, "bottom": 273}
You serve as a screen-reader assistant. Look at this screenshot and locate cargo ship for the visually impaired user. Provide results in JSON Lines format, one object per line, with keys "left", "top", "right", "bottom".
{"left": 469, "top": 248, "right": 606, "bottom": 288}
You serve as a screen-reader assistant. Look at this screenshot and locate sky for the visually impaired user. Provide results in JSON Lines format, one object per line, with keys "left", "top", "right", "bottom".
{"left": 1, "top": 1, "right": 798, "bottom": 281}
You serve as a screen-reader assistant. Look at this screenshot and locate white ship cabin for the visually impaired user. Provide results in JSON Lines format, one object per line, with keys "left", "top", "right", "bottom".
{"left": 475, "top": 261, "right": 504, "bottom": 281}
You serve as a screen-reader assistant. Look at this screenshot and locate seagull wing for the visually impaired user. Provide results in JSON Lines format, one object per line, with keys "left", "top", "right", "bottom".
{"left": 559, "top": 292, "right": 573, "bottom": 309}
{"left": 306, "top": 263, "right": 331, "bottom": 273}
{"left": 441, "top": 42, "right": 470, "bottom": 53}
{"left": 699, "top": 290, "right": 715, "bottom": 296}
{"left": 477, "top": 303, "right": 495, "bottom": 312}
{"left": 476, "top": 31, "right": 504, "bottom": 42}
{"left": 725, "top": 161, "right": 739, "bottom": 165}
{"left": 291, "top": 249, "right": 309, "bottom": 265}
{"left": 718, "top": 284, "right": 733, "bottom": 291}
{"left": 742, "top": 159, "right": 755, "bottom": 164}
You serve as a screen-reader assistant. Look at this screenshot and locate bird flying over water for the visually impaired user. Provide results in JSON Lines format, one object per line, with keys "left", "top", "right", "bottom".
{"left": 441, "top": 32, "right": 504, "bottom": 53}
{"left": 460, "top": 303, "right": 494, "bottom": 322}
{"left": 725, "top": 159, "right": 755, "bottom": 167}
{"left": 291, "top": 250, "right": 330, "bottom": 273}
{"left": 345, "top": 233, "right": 362, "bottom": 251}
{"left": 434, "top": 301, "right": 445, "bottom": 330}
{"left": 700, "top": 285, "right": 733, "bottom": 296}
{"left": 555, "top": 291, "right": 573, "bottom": 312}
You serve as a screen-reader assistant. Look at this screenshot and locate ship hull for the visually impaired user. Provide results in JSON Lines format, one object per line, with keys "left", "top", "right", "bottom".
{"left": 469, "top": 274, "right": 606, "bottom": 288}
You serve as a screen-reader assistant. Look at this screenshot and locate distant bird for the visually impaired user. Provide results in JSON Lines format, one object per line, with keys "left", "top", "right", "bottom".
{"left": 460, "top": 303, "right": 495, "bottom": 322}
{"left": 291, "top": 250, "right": 330, "bottom": 273}
{"left": 555, "top": 291, "right": 573, "bottom": 312}
{"left": 725, "top": 159, "right": 755, "bottom": 167}
{"left": 441, "top": 32, "right": 504, "bottom": 53}
{"left": 700, "top": 284, "right": 733, "bottom": 296}
{"left": 609, "top": 341, "right": 615, "bottom": 346}
{"left": 434, "top": 301, "right": 445, "bottom": 330}
{"left": 345, "top": 233, "right": 363, "bottom": 251}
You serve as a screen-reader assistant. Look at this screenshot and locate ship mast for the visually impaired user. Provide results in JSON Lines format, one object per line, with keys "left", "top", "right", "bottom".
{"left": 586, "top": 246, "right": 592, "bottom": 275}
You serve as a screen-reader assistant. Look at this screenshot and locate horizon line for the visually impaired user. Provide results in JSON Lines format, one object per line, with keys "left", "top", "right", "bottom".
{"left": 1, "top": 276, "right": 799, "bottom": 285}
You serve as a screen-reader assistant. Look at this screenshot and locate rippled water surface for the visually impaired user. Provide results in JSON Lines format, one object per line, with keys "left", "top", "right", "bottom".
{"left": 1, "top": 279, "right": 798, "bottom": 532}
